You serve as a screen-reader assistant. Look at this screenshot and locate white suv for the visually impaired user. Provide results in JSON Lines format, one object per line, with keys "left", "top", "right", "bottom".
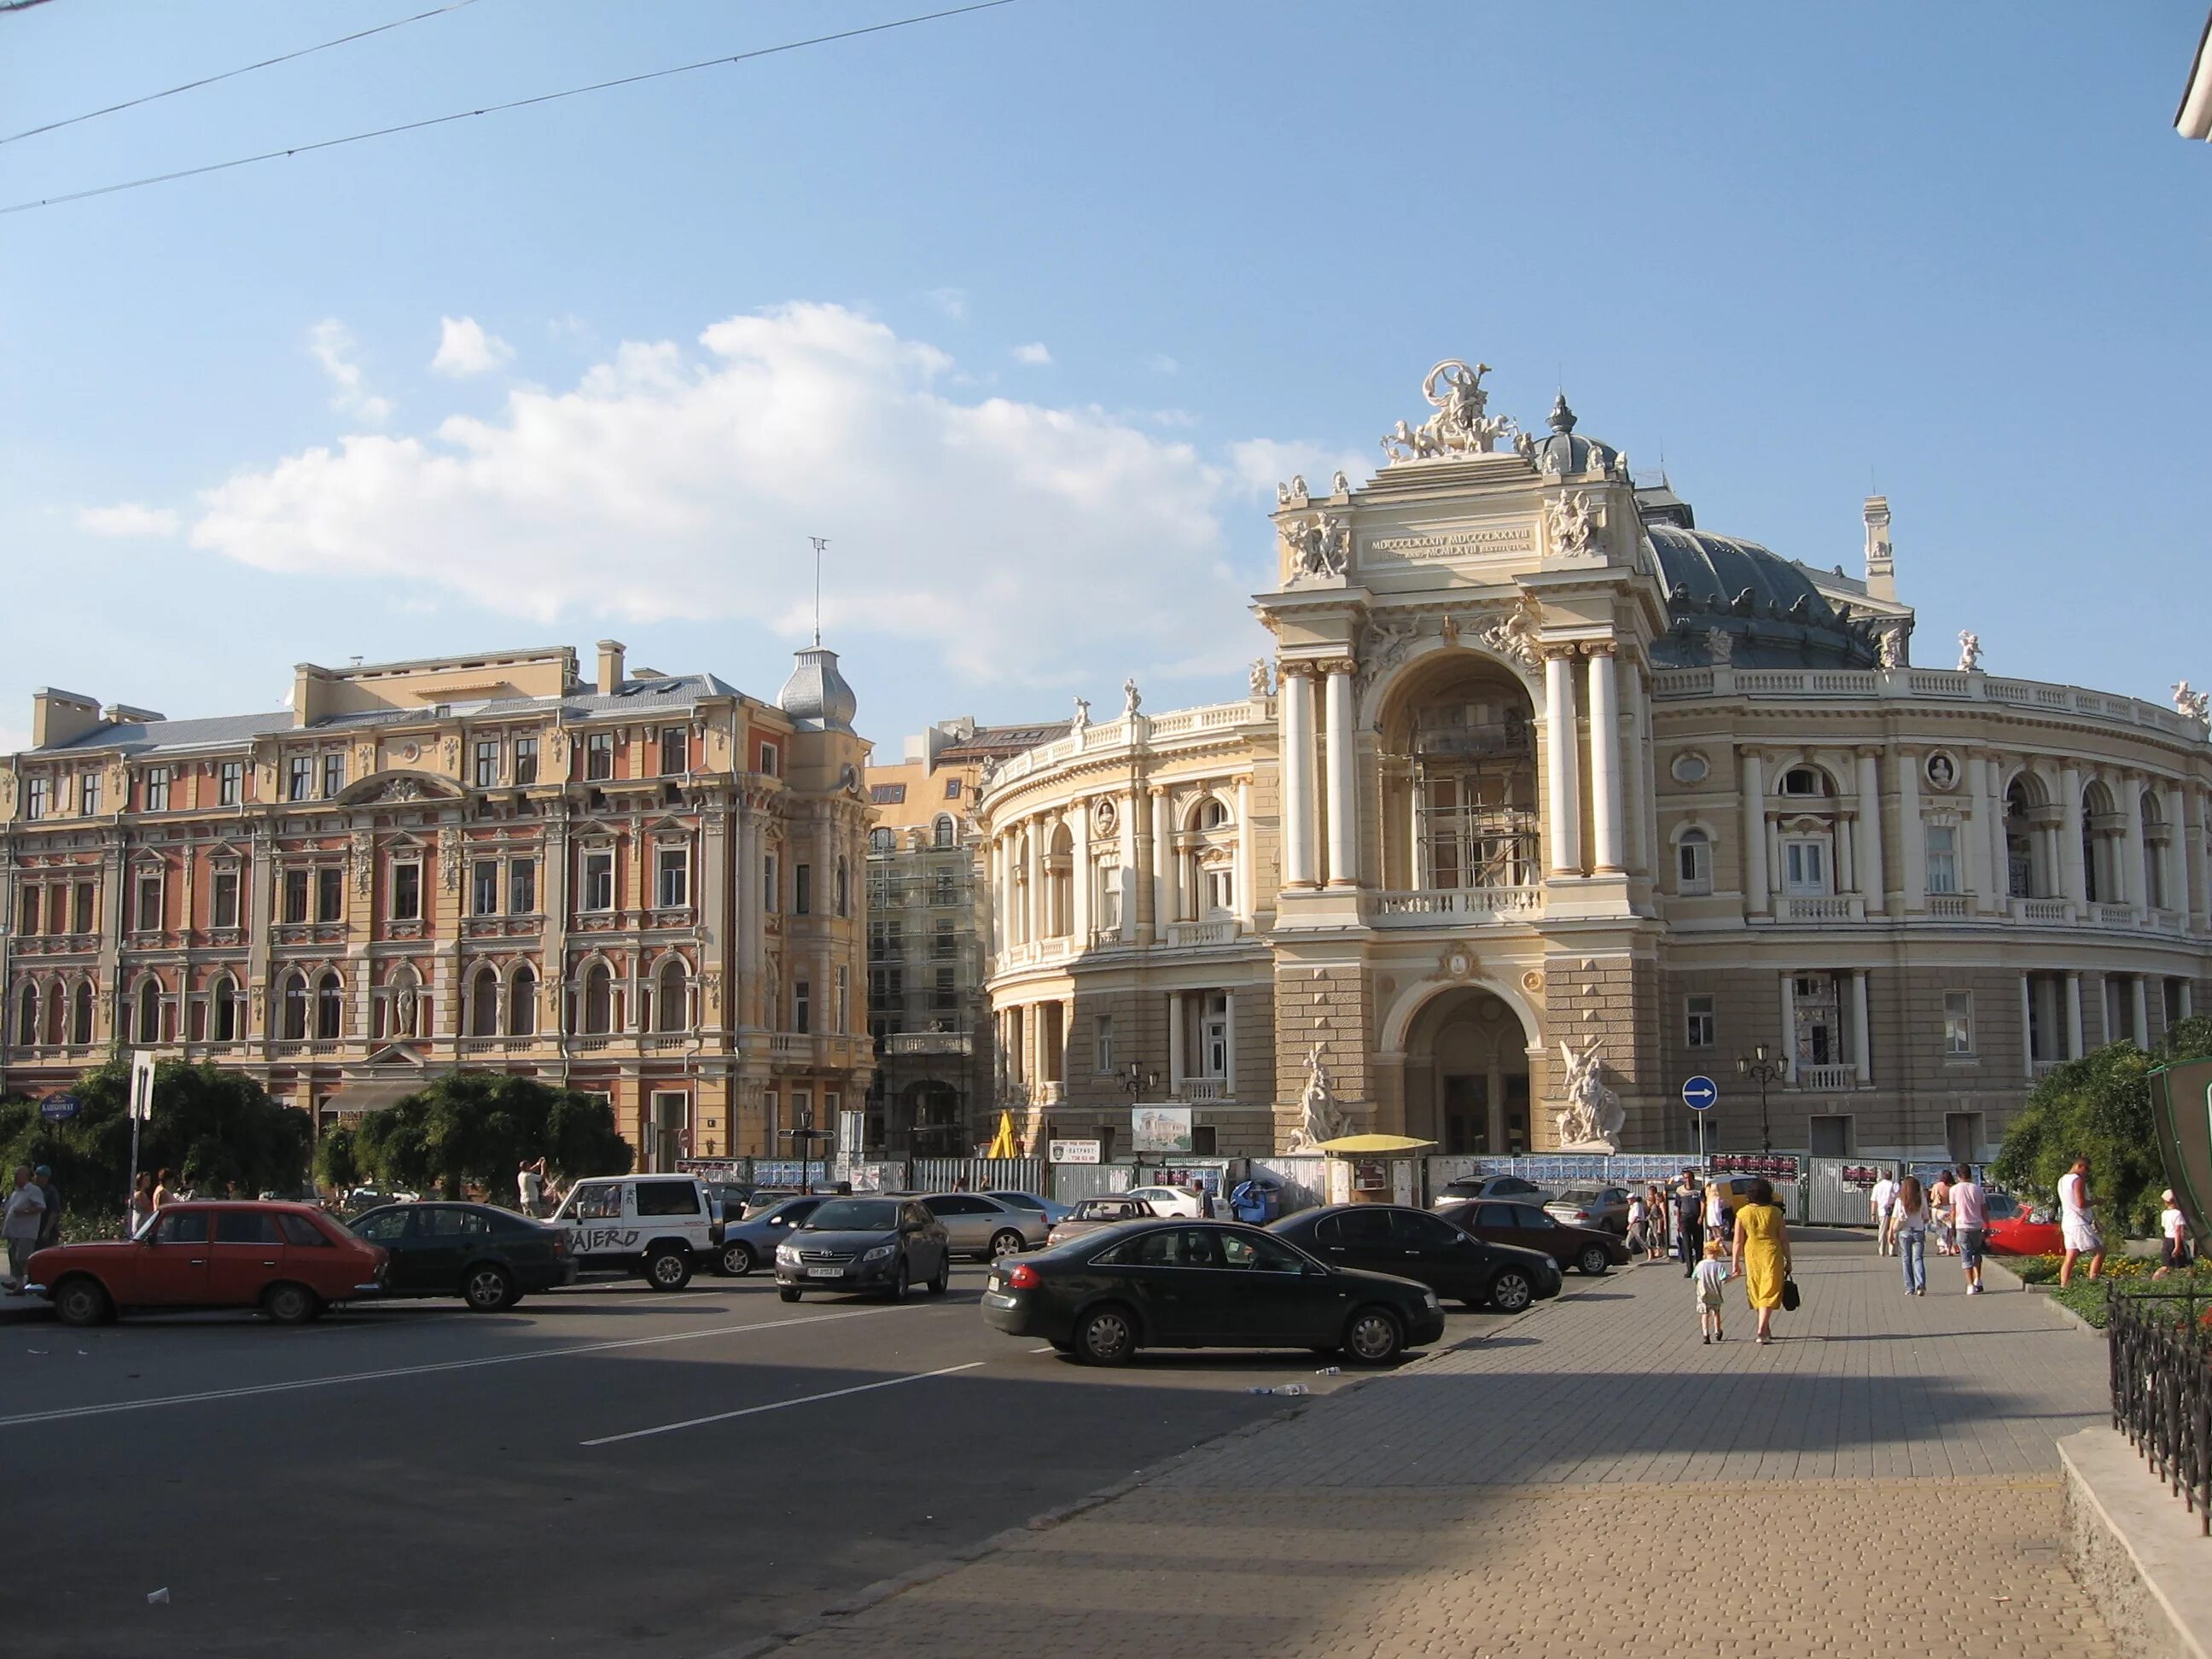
{"left": 548, "top": 1175, "right": 722, "bottom": 1289}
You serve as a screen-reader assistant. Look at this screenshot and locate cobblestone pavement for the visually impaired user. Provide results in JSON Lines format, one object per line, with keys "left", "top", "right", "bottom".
{"left": 766, "top": 1233, "right": 2117, "bottom": 1658}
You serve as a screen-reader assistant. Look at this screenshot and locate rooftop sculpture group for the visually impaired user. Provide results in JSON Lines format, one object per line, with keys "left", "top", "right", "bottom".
{"left": 1381, "top": 360, "right": 1520, "bottom": 463}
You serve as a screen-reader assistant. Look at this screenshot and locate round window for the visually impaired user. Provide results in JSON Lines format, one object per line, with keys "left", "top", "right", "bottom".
{"left": 1670, "top": 751, "right": 1709, "bottom": 785}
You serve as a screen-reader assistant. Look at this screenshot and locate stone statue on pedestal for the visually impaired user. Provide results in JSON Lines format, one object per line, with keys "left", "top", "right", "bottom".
{"left": 1552, "top": 1035, "right": 1624, "bottom": 1152}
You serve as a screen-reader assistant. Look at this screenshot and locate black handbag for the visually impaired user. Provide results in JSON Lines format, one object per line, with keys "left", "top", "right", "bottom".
{"left": 1781, "top": 1277, "right": 1802, "bottom": 1312}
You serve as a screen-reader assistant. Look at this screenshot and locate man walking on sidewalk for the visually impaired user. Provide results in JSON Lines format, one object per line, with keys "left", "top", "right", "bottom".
{"left": 1870, "top": 1167, "right": 1897, "bottom": 1255}
{"left": 3, "top": 1166, "right": 47, "bottom": 1294}
{"left": 1952, "top": 1163, "right": 1988, "bottom": 1295}
{"left": 1675, "top": 1170, "right": 1705, "bottom": 1278}
{"left": 2058, "top": 1156, "right": 2104, "bottom": 1289}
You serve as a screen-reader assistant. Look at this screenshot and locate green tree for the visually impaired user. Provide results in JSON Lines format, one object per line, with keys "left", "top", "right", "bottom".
{"left": 312, "top": 1125, "right": 362, "bottom": 1194}
{"left": 351, "top": 1073, "right": 632, "bottom": 1202}
{"left": 1993, "top": 1016, "right": 2212, "bottom": 1238}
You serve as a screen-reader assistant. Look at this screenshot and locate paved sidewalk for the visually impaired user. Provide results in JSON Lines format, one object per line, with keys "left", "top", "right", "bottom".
{"left": 765, "top": 1232, "right": 2117, "bottom": 1658}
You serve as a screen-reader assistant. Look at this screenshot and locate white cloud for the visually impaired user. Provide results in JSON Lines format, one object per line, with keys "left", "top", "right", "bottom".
{"left": 430, "top": 315, "right": 515, "bottom": 378}
{"left": 925, "top": 287, "right": 968, "bottom": 321}
{"left": 77, "top": 502, "right": 180, "bottom": 537}
{"left": 189, "top": 303, "right": 1268, "bottom": 688}
{"left": 306, "top": 319, "right": 392, "bottom": 426}
{"left": 1227, "top": 437, "right": 1371, "bottom": 500}
{"left": 1144, "top": 352, "right": 1179, "bottom": 375}
{"left": 1011, "top": 341, "right": 1052, "bottom": 366}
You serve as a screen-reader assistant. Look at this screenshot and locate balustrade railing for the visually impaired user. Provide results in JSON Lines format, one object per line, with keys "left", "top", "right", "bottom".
{"left": 1793, "top": 1062, "right": 1860, "bottom": 1091}
{"left": 1164, "top": 919, "right": 1238, "bottom": 947}
{"left": 1369, "top": 886, "right": 1543, "bottom": 927}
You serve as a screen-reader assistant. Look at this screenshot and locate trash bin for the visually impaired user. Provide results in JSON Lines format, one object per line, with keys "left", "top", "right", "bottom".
{"left": 1231, "top": 1179, "right": 1279, "bottom": 1224}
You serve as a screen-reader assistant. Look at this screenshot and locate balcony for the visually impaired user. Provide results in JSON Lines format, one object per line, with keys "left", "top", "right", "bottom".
{"left": 1793, "top": 1063, "right": 1860, "bottom": 1091}
{"left": 2013, "top": 898, "right": 2071, "bottom": 923}
{"left": 885, "top": 1031, "right": 974, "bottom": 1056}
{"left": 1176, "top": 1077, "right": 1230, "bottom": 1103}
{"left": 1087, "top": 927, "right": 1126, "bottom": 951}
{"left": 1774, "top": 894, "right": 1862, "bottom": 923}
{"left": 1924, "top": 894, "right": 1970, "bottom": 919}
{"left": 1164, "top": 919, "right": 1239, "bottom": 947}
{"left": 771, "top": 1032, "right": 812, "bottom": 1061}
{"left": 1368, "top": 887, "right": 1543, "bottom": 928}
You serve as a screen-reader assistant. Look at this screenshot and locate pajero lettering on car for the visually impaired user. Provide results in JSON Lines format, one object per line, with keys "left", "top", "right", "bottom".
{"left": 546, "top": 1176, "right": 722, "bottom": 1289}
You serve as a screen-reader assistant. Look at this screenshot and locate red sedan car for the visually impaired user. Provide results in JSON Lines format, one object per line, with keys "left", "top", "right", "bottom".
{"left": 27, "top": 1201, "right": 387, "bottom": 1326}
{"left": 1979, "top": 1190, "right": 2063, "bottom": 1256}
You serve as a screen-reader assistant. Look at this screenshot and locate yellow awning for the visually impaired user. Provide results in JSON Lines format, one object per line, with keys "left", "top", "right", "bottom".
{"left": 1315, "top": 1133, "right": 1436, "bottom": 1155}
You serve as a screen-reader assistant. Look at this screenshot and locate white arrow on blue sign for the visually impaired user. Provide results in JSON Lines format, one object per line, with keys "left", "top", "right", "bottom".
{"left": 1681, "top": 1075, "right": 1720, "bottom": 1112}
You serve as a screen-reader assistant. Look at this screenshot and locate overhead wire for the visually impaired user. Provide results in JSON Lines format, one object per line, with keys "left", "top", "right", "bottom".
{"left": 0, "top": 0, "right": 1021, "bottom": 216}
{"left": 3, "top": 0, "right": 484, "bottom": 147}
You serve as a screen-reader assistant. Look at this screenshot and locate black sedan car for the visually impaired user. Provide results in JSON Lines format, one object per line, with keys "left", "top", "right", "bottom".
{"left": 775, "top": 1196, "right": 951, "bottom": 1301}
{"left": 981, "top": 1219, "right": 1445, "bottom": 1366}
{"left": 1435, "top": 1197, "right": 1632, "bottom": 1276}
{"left": 346, "top": 1202, "right": 575, "bottom": 1311}
{"left": 1269, "top": 1204, "right": 1562, "bottom": 1313}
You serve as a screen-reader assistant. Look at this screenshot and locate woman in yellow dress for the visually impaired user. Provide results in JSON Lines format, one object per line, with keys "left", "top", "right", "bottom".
{"left": 1731, "top": 1178, "right": 1792, "bottom": 1345}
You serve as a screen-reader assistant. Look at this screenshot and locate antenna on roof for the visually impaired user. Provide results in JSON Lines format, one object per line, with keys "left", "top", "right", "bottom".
{"left": 807, "top": 537, "right": 829, "bottom": 647}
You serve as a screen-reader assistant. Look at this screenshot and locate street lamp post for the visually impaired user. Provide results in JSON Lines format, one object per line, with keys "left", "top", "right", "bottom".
{"left": 1736, "top": 1045, "right": 1786, "bottom": 1154}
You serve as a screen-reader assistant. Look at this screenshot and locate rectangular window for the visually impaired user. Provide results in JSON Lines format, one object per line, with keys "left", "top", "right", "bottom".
{"left": 1925, "top": 826, "right": 1958, "bottom": 896}
{"left": 283, "top": 867, "right": 311, "bottom": 924}
{"left": 581, "top": 849, "right": 614, "bottom": 913}
{"left": 1685, "top": 993, "right": 1715, "bottom": 1049}
{"left": 794, "top": 863, "right": 812, "bottom": 916}
{"left": 869, "top": 783, "right": 907, "bottom": 805}
{"left": 944, "top": 777, "right": 962, "bottom": 799}
{"left": 316, "top": 866, "right": 344, "bottom": 923}
{"left": 143, "top": 768, "right": 171, "bottom": 812}
{"left": 763, "top": 853, "right": 779, "bottom": 913}
{"left": 73, "top": 882, "right": 93, "bottom": 934}
{"left": 19, "top": 885, "right": 38, "bottom": 934}
{"left": 933, "top": 918, "right": 956, "bottom": 959}
{"left": 80, "top": 772, "right": 102, "bottom": 816}
{"left": 1098, "top": 869, "right": 1122, "bottom": 930}
{"left": 933, "top": 966, "right": 956, "bottom": 1013}
{"left": 24, "top": 777, "right": 48, "bottom": 820}
{"left": 472, "top": 859, "right": 500, "bottom": 917}
{"left": 1782, "top": 839, "right": 1827, "bottom": 895}
{"left": 512, "top": 736, "right": 538, "bottom": 786}
{"left": 322, "top": 753, "right": 344, "bottom": 800}
{"left": 793, "top": 980, "right": 812, "bottom": 1034}
{"left": 288, "top": 756, "right": 313, "bottom": 802}
{"left": 1677, "top": 834, "right": 1712, "bottom": 894}
{"left": 212, "top": 869, "right": 240, "bottom": 929}
{"left": 509, "top": 857, "right": 537, "bottom": 916}
{"left": 134, "top": 870, "right": 162, "bottom": 932}
{"left": 216, "top": 761, "right": 242, "bottom": 806}
{"left": 1094, "top": 1013, "right": 1115, "bottom": 1074}
{"left": 659, "top": 727, "right": 688, "bottom": 777}
{"left": 585, "top": 732, "right": 614, "bottom": 782}
{"left": 391, "top": 861, "right": 422, "bottom": 921}
{"left": 655, "top": 846, "right": 690, "bottom": 909}
{"left": 757, "top": 742, "right": 779, "bottom": 777}
{"left": 835, "top": 964, "right": 850, "bottom": 1033}
{"left": 933, "top": 870, "right": 957, "bottom": 907}
{"left": 474, "top": 741, "right": 499, "bottom": 789}
{"left": 1943, "top": 990, "right": 1974, "bottom": 1056}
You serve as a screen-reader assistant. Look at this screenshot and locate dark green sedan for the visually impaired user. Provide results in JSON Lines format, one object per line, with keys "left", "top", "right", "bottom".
{"left": 981, "top": 1219, "right": 1445, "bottom": 1366}
{"left": 347, "top": 1202, "right": 577, "bottom": 1311}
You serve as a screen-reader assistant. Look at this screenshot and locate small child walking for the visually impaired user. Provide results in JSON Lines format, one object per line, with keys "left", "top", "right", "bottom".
{"left": 1693, "top": 1238, "right": 1734, "bottom": 1343}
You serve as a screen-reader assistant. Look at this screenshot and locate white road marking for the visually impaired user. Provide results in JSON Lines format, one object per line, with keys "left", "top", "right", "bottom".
{"left": 581, "top": 1361, "right": 986, "bottom": 1447}
{"left": 0, "top": 1306, "right": 913, "bottom": 1432}
{"left": 1030, "top": 1346, "right": 1057, "bottom": 1353}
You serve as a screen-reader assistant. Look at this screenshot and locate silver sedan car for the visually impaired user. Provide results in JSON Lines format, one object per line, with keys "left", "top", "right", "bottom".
{"left": 913, "top": 1191, "right": 1051, "bottom": 1259}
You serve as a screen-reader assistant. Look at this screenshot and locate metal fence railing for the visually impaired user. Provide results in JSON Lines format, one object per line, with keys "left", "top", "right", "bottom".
{"left": 2108, "top": 1288, "right": 2212, "bottom": 1534}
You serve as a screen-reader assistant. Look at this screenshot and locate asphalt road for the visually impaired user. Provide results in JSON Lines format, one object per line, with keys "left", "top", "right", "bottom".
{"left": 2, "top": 1262, "right": 1480, "bottom": 1658}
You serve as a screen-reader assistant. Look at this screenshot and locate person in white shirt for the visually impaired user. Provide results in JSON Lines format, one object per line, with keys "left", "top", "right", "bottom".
{"left": 2155, "top": 1188, "right": 2192, "bottom": 1280}
{"left": 2, "top": 1165, "right": 48, "bottom": 1294}
{"left": 1870, "top": 1171, "right": 1897, "bottom": 1255}
{"left": 1951, "top": 1166, "right": 1988, "bottom": 1295}
{"left": 2057, "top": 1157, "right": 2104, "bottom": 1288}
{"left": 1692, "top": 1239, "right": 1735, "bottom": 1344}
{"left": 517, "top": 1158, "right": 544, "bottom": 1218}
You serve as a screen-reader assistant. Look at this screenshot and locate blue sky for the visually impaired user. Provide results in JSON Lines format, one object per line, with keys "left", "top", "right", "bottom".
{"left": 3, "top": 0, "right": 2208, "bottom": 755}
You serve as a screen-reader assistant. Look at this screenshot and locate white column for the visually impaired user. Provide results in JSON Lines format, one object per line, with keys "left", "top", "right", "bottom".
{"left": 1896, "top": 750, "right": 1924, "bottom": 912}
{"left": 1778, "top": 971, "right": 1797, "bottom": 1083}
{"left": 1070, "top": 801, "right": 1091, "bottom": 944}
{"left": 2164, "top": 784, "right": 2186, "bottom": 916}
{"left": 1985, "top": 756, "right": 2010, "bottom": 910}
{"left": 2064, "top": 971, "right": 2085, "bottom": 1059}
{"left": 2059, "top": 766, "right": 2087, "bottom": 907}
{"left": 2183, "top": 981, "right": 2195, "bottom": 1022}
{"left": 1851, "top": 969, "right": 1871, "bottom": 1086}
{"left": 1119, "top": 788, "right": 1138, "bottom": 940}
{"left": 1586, "top": 646, "right": 1624, "bottom": 874}
{"left": 1150, "top": 787, "right": 1173, "bottom": 928}
{"left": 1324, "top": 663, "right": 1359, "bottom": 888}
{"left": 2020, "top": 975, "right": 2035, "bottom": 1079}
{"left": 1545, "top": 649, "right": 1582, "bottom": 876}
{"left": 2131, "top": 975, "right": 2150, "bottom": 1049}
{"left": 1836, "top": 813, "right": 1855, "bottom": 897}
{"left": 1630, "top": 663, "right": 1657, "bottom": 876}
{"left": 1407, "top": 771, "right": 1424, "bottom": 889}
{"left": 1222, "top": 989, "right": 1237, "bottom": 1099}
{"left": 1234, "top": 774, "right": 1255, "bottom": 928}
{"left": 2186, "top": 789, "right": 2209, "bottom": 927}
{"left": 1279, "top": 667, "right": 1317, "bottom": 888}
{"left": 1167, "top": 990, "right": 1185, "bottom": 1090}
{"left": 1026, "top": 819, "right": 1044, "bottom": 945}
{"left": 1742, "top": 749, "right": 1769, "bottom": 917}
{"left": 1855, "top": 748, "right": 1883, "bottom": 913}
{"left": 2122, "top": 778, "right": 2146, "bottom": 907}
{"left": 1961, "top": 760, "right": 1988, "bottom": 905}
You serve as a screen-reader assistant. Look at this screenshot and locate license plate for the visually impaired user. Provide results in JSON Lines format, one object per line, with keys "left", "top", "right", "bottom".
{"left": 807, "top": 1266, "right": 845, "bottom": 1278}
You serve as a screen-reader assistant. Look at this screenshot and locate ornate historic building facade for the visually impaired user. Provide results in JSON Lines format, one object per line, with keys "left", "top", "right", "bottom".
{"left": 977, "top": 360, "right": 2212, "bottom": 1161}
{"left": 0, "top": 640, "right": 873, "bottom": 1166}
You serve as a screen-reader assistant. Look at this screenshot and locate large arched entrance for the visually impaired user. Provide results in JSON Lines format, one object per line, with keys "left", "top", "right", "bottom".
{"left": 1400, "top": 986, "right": 1534, "bottom": 1155}
{"left": 1373, "top": 649, "right": 1540, "bottom": 894}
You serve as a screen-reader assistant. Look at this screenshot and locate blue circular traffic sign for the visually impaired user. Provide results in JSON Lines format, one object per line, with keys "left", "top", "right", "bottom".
{"left": 1681, "top": 1075, "right": 1720, "bottom": 1112}
{"left": 38, "top": 1091, "right": 80, "bottom": 1123}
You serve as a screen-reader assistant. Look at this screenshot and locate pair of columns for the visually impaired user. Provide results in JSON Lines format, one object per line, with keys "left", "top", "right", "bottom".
{"left": 1278, "top": 661, "right": 1359, "bottom": 889}
{"left": 1543, "top": 644, "right": 1626, "bottom": 876}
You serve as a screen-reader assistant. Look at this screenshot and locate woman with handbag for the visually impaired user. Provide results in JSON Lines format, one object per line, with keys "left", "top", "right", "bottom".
{"left": 1731, "top": 1177, "right": 1793, "bottom": 1345}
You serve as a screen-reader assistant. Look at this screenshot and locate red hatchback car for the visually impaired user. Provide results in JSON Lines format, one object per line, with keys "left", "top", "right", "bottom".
{"left": 27, "top": 1201, "right": 388, "bottom": 1326}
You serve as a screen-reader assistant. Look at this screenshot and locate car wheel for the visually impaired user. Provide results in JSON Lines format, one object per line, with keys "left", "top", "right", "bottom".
{"left": 1074, "top": 1303, "right": 1138, "bottom": 1366}
{"left": 779, "top": 1287, "right": 801, "bottom": 1303}
{"left": 988, "top": 1229, "right": 1025, "bottom": 1260}
{"left": 262, "top": 1282, "right": 320, "bottom": 1326}
{"left": 1342, "top": 1306, "right": 1405, "bottom": 1365}
{"left": 1487, "top": 1270, "right": 1534, "bottom": 1313}
{"left": 52, "top": 1276, "right": 111, "bottom": 1327}
{"left": 928, "top": 1254, "right": 949, "bottom": 1296}
{"left": 1576, "top": 1244, "right": 1611, "bottom": 1277}
{"left": 719, "top": 1241, "right": 754, "bottom": 1278}
{"left": 461, "top": 1263, "right": 515, "bottom": 1313}
{"left": 646, "top": 1246, "right": 693, "bottom": 1291}
{"left": 884, "top": 1259, "right": 910, "bottom": 1302}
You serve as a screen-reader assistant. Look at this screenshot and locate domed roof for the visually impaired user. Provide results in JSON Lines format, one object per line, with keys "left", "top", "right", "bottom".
{"left": 777, "top": 645, "right": 858, "bottom": 732}
{"left": 1524, "top": 393, "right": 1619, "bottom": 477}
{"left": 1646, "top": 523, "right": 1883, "bottom": 670}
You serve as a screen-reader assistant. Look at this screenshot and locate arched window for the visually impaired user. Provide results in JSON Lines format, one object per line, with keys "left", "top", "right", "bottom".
{"left": 1780, "top": 766, "right": 1827, "bottom": 797}
{"left": 1198, "top": 796, "right": 1230, "bottom": 830}
{"left": 14, "top": 984, "right": 36, "bottom": 1048}
{"left": 42, "top": 981, "right": 64, "bottom": 1046}
{"left": 870, "top": 827, "right": 894, "bottom": 854}
{"left": 315, "top": 970, "right": 343, "bottom": 1040}
{"left": 210, "top": 974, "right": 239, "bottom": 1044}
{"left": 281, "top": 971, "right": 308, "bottom": 1041}
{"left": 1676, "top": 828, "right": 1713, "bottom": 895}
{"left": 136, "top": 977, "right": 160, "bottom": 1045}
{"left": 509, "top": 965, "right": 537, "bottom": 1036}
{"left": 469, "top": 967, "right": 500, "bottom": 1037}
{"left": 71, "top": 981, "right": 94, "bottom": 1046}
{"left": 580, "top": 963, "right": 614, "bottom": 1034}
{"left": 934, "top": 814, "right": 955, "bottom": 849}
{"left": 655, "top": 958, "right": 688, "bottom": 1033}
